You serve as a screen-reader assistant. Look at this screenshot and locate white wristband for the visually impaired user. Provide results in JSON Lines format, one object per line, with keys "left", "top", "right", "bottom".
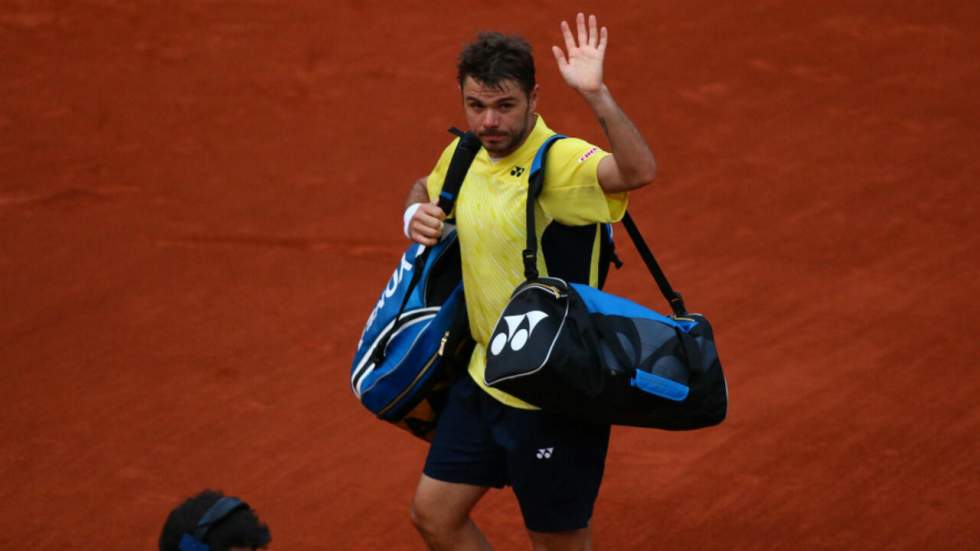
{"left": 403, "top": 202, "right": 422, "bottom": 238}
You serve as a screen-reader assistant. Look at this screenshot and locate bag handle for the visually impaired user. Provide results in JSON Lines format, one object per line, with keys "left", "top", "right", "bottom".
{"left": 522, "top": 136, "right": 688, "bottom": 317}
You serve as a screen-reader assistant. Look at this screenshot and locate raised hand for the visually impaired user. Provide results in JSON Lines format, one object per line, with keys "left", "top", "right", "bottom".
{"left": 552, "top": 13, "right": 607, "bottom": 96}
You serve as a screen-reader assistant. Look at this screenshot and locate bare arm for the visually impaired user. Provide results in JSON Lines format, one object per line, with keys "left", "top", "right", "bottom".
{"left": 406, "top": 177, "right": 430, "bottom": 207}
{"left": 553, "top": 13, "right": 657, "bottom": 193}
{"left": 404, "top": 176, "right": 445, "bottom": 246}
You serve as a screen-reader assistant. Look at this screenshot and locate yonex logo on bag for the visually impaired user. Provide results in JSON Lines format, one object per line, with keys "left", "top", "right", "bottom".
{"left": 536, "top": 447, "right": 554, "bottom": 459}
{"left": 357, "top": 246, "right": 424, "bottom": 350}
{"left": 489, "top": 311, "right": 548, "bottom": 356}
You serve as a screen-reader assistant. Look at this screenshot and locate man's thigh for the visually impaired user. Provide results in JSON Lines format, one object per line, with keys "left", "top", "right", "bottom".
{"left": 413, "top": 474, "right": 490, "bottom": 525}
{"left": 501, "top": 410, "right": 611, "bottom": 533}
{"left": 424, "top": 375, "right": 508, "bottom": 487}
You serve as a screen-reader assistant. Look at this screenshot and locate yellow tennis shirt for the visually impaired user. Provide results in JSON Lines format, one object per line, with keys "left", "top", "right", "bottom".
{"left": 426, "top": 115, "right": 628, "bottom": 409}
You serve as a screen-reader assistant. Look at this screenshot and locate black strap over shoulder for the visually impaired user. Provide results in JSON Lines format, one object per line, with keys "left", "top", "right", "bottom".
{"left": 438, "top": 128, "right": 482, "bottom": 214}
{"left": 522, "top": 135, "right": 689, "bottom": 317}
{"left": 523, "top": 134, "right": 567, "bottom": 279}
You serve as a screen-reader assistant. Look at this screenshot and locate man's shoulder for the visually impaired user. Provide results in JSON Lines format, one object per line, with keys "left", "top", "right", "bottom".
{"left": 425, "top": 136, "right": 464, "bottom": 196}
{"left": 429, "top": 136, "right": 463, "bottom": 174}
{"left": 543, "top": 136, "right": 607, "bottom": 175}
{"left": 439, "top": 136, "right": 463, "bottom": 158}
{"left": 549, "top": 136, "right": 604, "bottom": 160}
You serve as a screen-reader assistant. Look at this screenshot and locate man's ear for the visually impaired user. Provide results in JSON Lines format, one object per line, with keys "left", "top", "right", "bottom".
{"left": 528, "top": 84, "right": 540, "bottom": 111}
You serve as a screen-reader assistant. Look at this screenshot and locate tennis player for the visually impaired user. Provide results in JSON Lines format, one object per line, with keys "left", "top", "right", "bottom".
{"left": 405, "top": 13, "right": 656, "bottom": 550}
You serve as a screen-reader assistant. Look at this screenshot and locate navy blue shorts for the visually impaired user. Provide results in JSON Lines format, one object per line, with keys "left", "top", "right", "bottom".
{"left": 423, "top": 374, "right": 611, "bottom": 532}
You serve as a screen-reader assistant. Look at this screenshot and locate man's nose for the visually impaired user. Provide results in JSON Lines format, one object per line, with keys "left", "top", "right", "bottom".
{"left": 482, "top": 109, "right": 500, "bottom": 128}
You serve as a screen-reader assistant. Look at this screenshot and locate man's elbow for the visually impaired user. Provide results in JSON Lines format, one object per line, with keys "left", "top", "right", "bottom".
{"left": 639, "top": 159, "right": 657, "bottom": 186}
{"left": 627, "top": 160, "right": 656, "bottom": 191}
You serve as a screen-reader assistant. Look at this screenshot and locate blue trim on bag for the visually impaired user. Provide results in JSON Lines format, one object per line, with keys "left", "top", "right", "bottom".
{"left": 440, "top": 190, "right": 455, "bottom": 201}
{"left": 630, "top": 370, "right": 690, "bottom": 401}
{"left": 571, "top": 283, "right": 696, "bottom": 331}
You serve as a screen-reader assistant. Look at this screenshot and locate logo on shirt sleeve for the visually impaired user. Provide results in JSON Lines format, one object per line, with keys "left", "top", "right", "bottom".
{"left": 578, "top": 146, "right": 599, "bottom": 163}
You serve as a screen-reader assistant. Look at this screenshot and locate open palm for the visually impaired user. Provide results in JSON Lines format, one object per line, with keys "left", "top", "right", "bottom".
{"left": 552, "top": 13, "right": 607, "bottom": 95}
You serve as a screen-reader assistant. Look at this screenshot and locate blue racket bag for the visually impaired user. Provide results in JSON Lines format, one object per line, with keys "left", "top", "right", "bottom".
{"left": 350, "top": 130, "right": 480, "bottom": 440}
{"left": 350, "top": 228, "right": 473, "bottom": 439}
{"left": 484, "top": 136, "right": 728, "bottom": 430}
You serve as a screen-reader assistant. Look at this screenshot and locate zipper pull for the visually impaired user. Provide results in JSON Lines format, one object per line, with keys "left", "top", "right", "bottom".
{"left": 438, "top": 331, "right": 450, "bottom": 356}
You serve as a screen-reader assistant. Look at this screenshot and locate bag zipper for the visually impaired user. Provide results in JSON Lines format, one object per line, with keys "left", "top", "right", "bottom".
{"left": 377, "top": 330, "right": 449, "bottom": 418}
{"left": 524, "top": 281, "right": 562, "bottom": 299}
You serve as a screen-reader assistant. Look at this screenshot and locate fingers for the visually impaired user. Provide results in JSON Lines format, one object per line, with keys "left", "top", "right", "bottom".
{"left": 560, "top": 19, "right": 575, "bottom": 52}
{"left": 598, "top": 26, "right": 608, "bottom": 53}
{"left": 412, "top": 232, "right": 439, "bottom": 247}
{"left": 552, "top": 45, "right": 567, "bottom": 67}
{"left": 411, "top": 220, "right": 440, "bottom": 246}
{"left": 417, "top": 202, "right": 446, "bottom": 221}
{"left": 588, "top": 14, "right": 598, "bottom": 48}
{"left": 562, "top": 13, "right": 603, "bottom": 51}
{"left": 410, "top": 203, "right": 446, "bottom": 246}
{"left": 415, "top": 212, "right": 445, "bottom": 235}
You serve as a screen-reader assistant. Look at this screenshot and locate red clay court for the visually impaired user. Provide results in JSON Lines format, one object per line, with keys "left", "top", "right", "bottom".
{"left": 2, "top": 1, "right": 978, "bottom": 548}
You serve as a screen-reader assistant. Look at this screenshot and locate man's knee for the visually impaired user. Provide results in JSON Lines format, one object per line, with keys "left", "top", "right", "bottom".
{"left": 410, "top": 477, "right": 482, "bottom": 540}
{"left": 410, "top": 495, "right": 452, "bottom": 538}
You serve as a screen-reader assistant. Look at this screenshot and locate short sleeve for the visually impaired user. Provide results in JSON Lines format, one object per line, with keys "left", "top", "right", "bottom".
{"left": 538, "top": 138, "right": 628, "bottom": 225}
{"left": 425, "top": 139, "right": 460, "bottom": 205}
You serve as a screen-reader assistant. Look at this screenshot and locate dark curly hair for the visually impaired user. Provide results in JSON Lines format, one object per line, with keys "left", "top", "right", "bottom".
{"left": 457, "top": 32, "right": 535, "bottom": 94}
{"left": 159, "top": 489, "right": 271, "bottom": 551}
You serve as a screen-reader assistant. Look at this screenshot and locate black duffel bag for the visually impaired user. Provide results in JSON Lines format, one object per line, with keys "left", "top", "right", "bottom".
{"left": 483, "top": 136, "right": 728, "bottom": 430}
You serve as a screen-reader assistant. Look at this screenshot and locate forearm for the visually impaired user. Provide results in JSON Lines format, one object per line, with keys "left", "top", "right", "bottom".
{"left": 406, "top": 176, "right": 430, "bottom": 207}
{"left": 582, "top": 85, "right": 657, "bottom": 189}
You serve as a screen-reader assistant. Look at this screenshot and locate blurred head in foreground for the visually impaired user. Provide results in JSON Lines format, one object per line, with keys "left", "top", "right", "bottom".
{"left": 159, "top": 489, "right": 271, "bottom": 551}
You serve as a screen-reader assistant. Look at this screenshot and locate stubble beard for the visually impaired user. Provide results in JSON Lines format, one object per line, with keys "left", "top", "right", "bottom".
{"left": 482, "top": 106, "right": 533, "bottom": 157}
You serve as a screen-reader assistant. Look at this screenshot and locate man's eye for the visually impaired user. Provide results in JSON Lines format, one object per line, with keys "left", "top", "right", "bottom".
{"left": 499, "top": 104, "right": 513, "bottom": 111}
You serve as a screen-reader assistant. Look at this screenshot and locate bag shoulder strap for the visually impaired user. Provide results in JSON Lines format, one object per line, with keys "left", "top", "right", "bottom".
{"left": 523, "top": 134, "right": 567, "bottom": 279}
{"left": 399, "top": 127, "right": 481, "bottom": 305}
{"left": 437, "top": 127, "right": 482, "bottom": 214}
{"left": 372, "top": 129, "right": 481, "bottom": 364}
{"left": 621, "top": 212, "right": 687, "bottom": 316}
{"left": 522, "top": 135, "right": 688, "bottom": 317}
